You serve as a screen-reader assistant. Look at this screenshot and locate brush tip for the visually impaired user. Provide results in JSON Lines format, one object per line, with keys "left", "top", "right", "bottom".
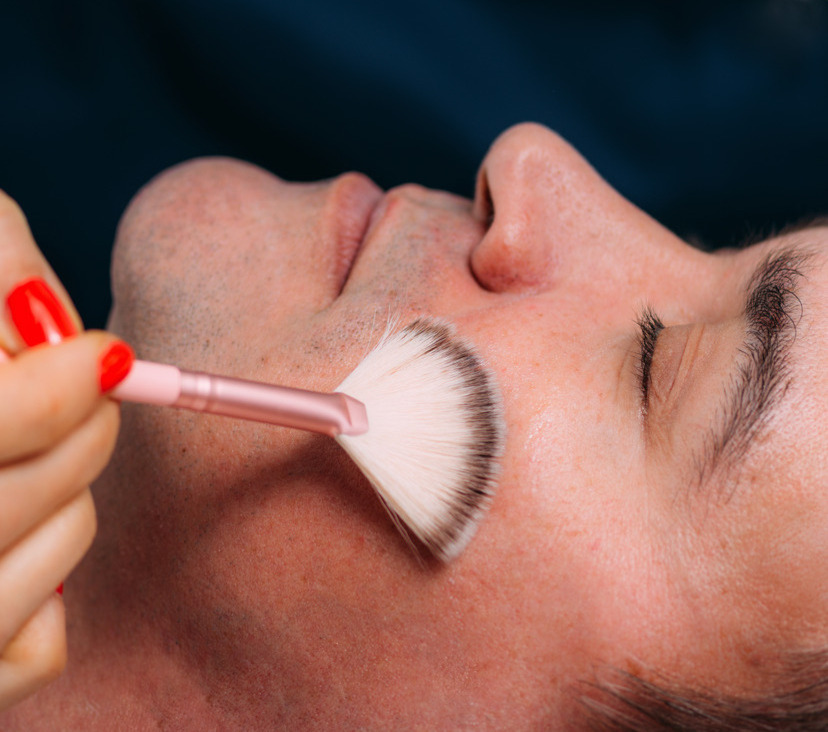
{"left": 335, "top": 318, "right": 504, "bottom": 561}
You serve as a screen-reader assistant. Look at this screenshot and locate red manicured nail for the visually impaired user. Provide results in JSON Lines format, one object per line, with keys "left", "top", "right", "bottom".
{"left": 6, "top": 277, "right": 78, "bottom": 346}
{"left": 99, "top": 341, "right": 135, "bottom": 393}
{"left": 56, "top": 583, "right": 63, "bottom": 596}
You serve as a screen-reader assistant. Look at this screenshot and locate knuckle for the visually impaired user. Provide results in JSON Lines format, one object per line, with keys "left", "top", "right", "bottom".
{"left": 72, "top": 490, "right": 98, "bottom": 556}
{"left": 100, "top": 402, "right": 121, "bottom": 449}
{"left": 82, "top": 494, "right": 97, "bottom": 541}
{"left": 0, "top": 600, "right": 67, "bottom": 691}
{"left": 78, "top": 403, "right": 120, "bottom": 481}
{"left": 26, "top": 634, "right": 67, "bottom": 685}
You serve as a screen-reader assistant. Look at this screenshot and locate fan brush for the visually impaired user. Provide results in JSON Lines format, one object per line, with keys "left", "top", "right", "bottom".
{"left": 112, "top": 318, "right": 504, "bottom": 561}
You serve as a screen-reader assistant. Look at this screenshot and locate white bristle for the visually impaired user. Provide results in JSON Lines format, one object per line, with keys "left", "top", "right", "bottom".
{"left": 334, "top": 318, "right": 504, "bottom": 562}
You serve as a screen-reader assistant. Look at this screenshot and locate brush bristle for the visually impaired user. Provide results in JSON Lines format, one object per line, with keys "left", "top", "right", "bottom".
{"left": 334, "top": 318, "right": 504, "bottom": 561}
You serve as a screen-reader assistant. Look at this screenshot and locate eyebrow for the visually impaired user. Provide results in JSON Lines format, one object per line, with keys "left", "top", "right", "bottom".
{"left": 695, "top": 245, "right": 813, "bottom": 492}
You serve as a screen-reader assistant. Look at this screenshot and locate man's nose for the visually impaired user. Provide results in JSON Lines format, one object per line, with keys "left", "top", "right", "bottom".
{"left": 470, "top": 123, "right": 688, "bottom": 294}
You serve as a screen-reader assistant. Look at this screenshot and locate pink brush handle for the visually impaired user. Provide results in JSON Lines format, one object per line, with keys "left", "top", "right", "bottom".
{"left": 111, "top": 360, "right": 368, "bottom": 437}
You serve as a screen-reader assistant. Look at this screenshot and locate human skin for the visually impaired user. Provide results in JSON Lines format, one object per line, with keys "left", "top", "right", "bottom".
{"left": 4, "top": 123, "right": 828, "bottom": 729}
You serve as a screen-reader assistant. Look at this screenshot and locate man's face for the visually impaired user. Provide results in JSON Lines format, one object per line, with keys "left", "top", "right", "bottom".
{"left": 89, "top": 124, "right": 828, "bottom": 727}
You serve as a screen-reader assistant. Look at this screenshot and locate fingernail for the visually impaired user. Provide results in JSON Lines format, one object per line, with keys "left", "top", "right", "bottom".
{"left": 6, "top": 277, "right": 78, "bottom": 346}
{"left": 56, "top": 583, "right": 64, "bottom": 596}
{"left": 98, "top": 341, "right": 135, "bottom": 393}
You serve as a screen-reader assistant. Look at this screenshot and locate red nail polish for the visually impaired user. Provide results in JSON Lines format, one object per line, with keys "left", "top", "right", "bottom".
{"left": 56, "top": 583, "right": 64, "bottom": 596}
{"left": 6, "top": 277, "right": 78, "bottom": 346}
{"left": 98, "top": 341, "right": 135, "bottom": 393}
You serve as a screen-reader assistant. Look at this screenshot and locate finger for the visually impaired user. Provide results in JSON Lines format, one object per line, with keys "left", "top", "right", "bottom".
{"left": 0, "top": 398, "right": 118, "bottom": 551}
{"left": 0, "top": 332, "right": 130, "bottom": 463}
{"left": 0, "top": 594, "right": 66, "bottom": 711}
{"left": 0, "top": 490, "right": 96, "bottom": 651}
{"left": 0, "top": 191, "right": 82, "bottom": 352}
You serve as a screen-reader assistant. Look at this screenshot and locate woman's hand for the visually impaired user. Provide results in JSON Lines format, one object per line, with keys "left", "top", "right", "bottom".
{"left": 0, "top": 191, "right": 132, "bottom": 710}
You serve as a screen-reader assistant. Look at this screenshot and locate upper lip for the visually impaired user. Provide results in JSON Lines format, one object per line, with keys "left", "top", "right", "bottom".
{"left": 330, "top": 174, "right": 384, "bottom": 295}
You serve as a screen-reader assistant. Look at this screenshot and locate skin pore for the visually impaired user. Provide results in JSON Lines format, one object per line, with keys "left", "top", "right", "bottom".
{"left": 3, "top": 123, "right": 828, "bottom": 729}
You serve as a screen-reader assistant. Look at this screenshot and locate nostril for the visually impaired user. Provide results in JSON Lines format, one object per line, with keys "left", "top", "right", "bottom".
{"left": 473, "top": 170, "right": 495, "bottom": 230}
{"left": 483, "top": 185, "right": 495, "bottom": 229}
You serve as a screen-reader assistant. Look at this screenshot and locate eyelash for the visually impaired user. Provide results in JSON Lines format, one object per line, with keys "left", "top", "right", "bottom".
{"left": 636, "top": 308, "right": 665, "bottom": 410}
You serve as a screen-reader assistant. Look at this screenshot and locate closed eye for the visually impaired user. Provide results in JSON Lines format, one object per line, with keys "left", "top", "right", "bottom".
{"left": 635, "top": 307, "right": 665, "bottom": 413}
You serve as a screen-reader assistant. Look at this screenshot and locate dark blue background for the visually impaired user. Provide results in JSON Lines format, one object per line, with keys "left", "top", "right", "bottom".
{"left": 2, "top": 1, "right": 826, "bottom": 327}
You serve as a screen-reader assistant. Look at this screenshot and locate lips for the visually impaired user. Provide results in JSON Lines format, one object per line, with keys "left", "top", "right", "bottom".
{"left": 328, "top": 173, "right": 384, "bottom": 295}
